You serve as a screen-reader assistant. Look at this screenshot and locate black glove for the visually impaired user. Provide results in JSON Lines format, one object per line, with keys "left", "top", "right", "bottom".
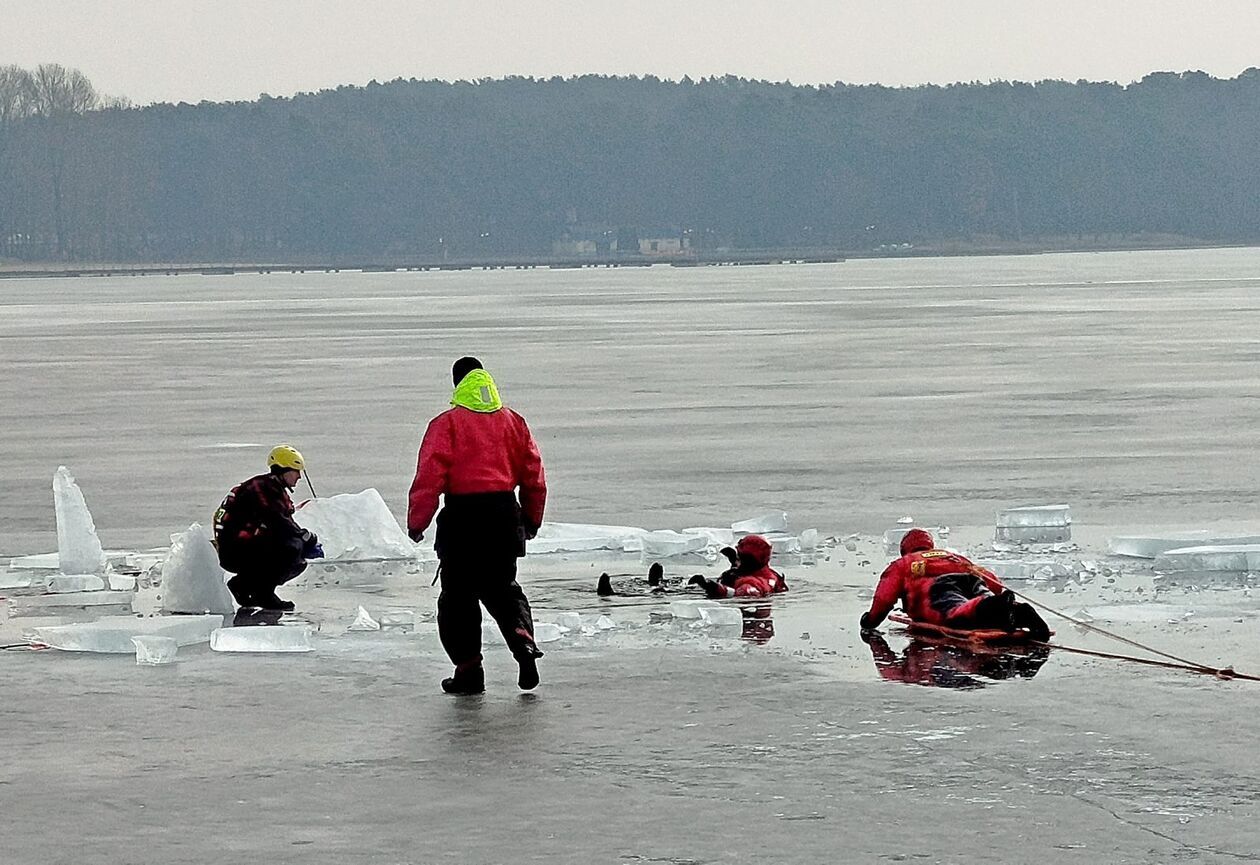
{"left": 409, "top": 528, "right": 424, "bottom": 543}
{"left": 859, "top": 612, "right": 877, "bottom": 631}
{"left": 522, "top": 520, "right": 539, "bottom": 541}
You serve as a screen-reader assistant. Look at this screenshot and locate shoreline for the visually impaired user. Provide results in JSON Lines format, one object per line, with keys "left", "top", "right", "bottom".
{"left": 2, "top": 238, "right": 1253, "bottom": 281}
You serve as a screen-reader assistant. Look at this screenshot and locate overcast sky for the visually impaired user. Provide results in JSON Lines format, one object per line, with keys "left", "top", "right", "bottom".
{"left": 4, "top": 1, "right": 1258, "bottom": 105}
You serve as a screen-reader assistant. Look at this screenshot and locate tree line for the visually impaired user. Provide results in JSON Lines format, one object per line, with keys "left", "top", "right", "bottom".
{"left": 1, "top": 66, "right": 1258, "bottom": 263}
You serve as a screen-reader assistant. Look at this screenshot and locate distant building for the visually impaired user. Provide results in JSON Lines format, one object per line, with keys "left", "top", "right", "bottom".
{"left": 638, "top": 235, "right": 691, "bottom": 256}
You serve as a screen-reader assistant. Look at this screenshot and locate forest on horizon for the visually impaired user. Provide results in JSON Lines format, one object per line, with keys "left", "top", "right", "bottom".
{"left": 1, "top": 66, "right": 1258, "bottom": 263}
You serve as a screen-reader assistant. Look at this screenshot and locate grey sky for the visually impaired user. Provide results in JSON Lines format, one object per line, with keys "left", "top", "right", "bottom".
{"left": 4, "top": 1, "right": 1258, "bottom": 105}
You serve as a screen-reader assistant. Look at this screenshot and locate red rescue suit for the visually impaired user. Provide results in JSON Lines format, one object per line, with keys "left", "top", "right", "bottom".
{"left": 407, "top": 404, "right": 546, "bottom": 540}
{"left": 864, "top": 530, "right": 1005, "bottom": 628}
{"left": 713, "top": 535, "right": 788, "bottom": 599}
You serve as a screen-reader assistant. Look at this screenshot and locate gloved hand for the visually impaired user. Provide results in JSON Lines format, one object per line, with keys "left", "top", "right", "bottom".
{"left": 859, "top": 612, "right": 877, "bottom": 632}
{"left": 301, "top": 530, "right": 323, "bottom": 559}
{"left": 409, "top": 528, "right": 424, "bottom": 543}
{"left": 522, "top": 520, "right": 539, "bottom": 541}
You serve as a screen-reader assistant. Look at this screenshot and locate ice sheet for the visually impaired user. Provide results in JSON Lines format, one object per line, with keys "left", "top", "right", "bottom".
{"left": 731, "top": 512, "right": 789, "bottom": 534}
{"left": 28, "top": 614, "right": 222, "bottom": 653}
{"left": 210, "top": 625, "right": 313, "bottom": 652}
{"left": 132, "top": 635, "right": 179, "bottom": 665}
{"left": 11, "top": 591, "right": 135, "bottom": 611}
{"left": 528, "top": 522, "right": 648, "bottom": 554}
{"left": 1107, "top": 532, "right": 1260, "bottom": 559}
{"left": 46, "top": 575, "right": 106, "bottom": 593}
{"left": 52, "top": 466, "right": 107, "bottom": 575}
{"left": 1154, "top": 545, "right": 1260, "bottom": 573}
{"left": 293, "top": 489, "right": 419, "bottom": 561}
{"left": 638, "top": 530, "right": 710, "bottom": 559}
{"left": 159, "top": 524, "right": 235, "bottom": 616}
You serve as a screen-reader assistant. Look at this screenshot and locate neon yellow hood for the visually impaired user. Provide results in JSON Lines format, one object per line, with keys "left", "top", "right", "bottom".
{"left": 451, "top": 369, "right": 503, "bottom": 413}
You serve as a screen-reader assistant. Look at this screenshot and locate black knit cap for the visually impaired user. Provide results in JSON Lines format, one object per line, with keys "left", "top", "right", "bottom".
{"left": 452, "top": 356, "right": 483, "bottom": 385}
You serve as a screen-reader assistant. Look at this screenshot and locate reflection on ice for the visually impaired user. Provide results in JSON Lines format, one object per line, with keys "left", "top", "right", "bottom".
{"left": 863, "top": 631, "right": 1050, "bottom": 689}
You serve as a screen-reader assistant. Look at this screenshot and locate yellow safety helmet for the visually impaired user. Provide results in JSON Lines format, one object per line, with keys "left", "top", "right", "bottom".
{"left": 267, "top": 444, "right": 305, "bottom": 472}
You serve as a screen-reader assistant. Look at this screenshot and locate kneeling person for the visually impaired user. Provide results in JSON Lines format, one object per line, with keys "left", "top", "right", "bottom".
{"left": 859, "top": 528, "right": 1048, "bottom": 640}
{"left": 213, "top": 445, "right": 323, "bottom": 611}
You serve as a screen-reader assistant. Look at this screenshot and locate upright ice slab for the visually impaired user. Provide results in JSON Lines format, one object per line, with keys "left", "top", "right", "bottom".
{"left": 160, "top": 524, "right": 235, "bottom": 616}
{"left": 53, "top": 466, "right": 106, "bottom": 575}
{"left": 29, "top": 614, "right": 222, "bottom": 653}
{"left": 995, "top": 504, "right": 1072, "bottom": 544}
{"left": 293, "top": 489, "right": 418, "bottom": 561}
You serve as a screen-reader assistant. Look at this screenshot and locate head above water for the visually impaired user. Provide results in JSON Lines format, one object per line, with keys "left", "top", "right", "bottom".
{"left": 736, "top": 534, "right": 773, "bottom": 570}
{"left": 900, "top": 528, "right": 935, "bottom": 556}
{"left": 452, "top": 356, "right": 483, "bottom": 386}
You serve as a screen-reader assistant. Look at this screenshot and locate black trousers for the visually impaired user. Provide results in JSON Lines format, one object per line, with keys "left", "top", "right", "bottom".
{"left": 437, "top": 557, "right": 536, "bottom": 667}
{"left": 220, "top": 542, "right": 307, "bottom": 595}
{"left": 928, "top": 573, "right": 992, "bottom": 618}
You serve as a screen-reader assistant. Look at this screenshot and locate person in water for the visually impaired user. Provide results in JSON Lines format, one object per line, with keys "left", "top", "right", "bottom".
{"left": 859, "top": 528, "right": 1050, "bottom": 640}
{"left": 689, "top": 534, "right": 788, "bottom": 599}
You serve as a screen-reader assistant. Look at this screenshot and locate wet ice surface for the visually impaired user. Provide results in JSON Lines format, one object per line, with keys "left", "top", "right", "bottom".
{"left": 6, "top": 527, "right": 1260, "bottom": 861}
{"left": 7, "top": 249, "right": 1260, "bottom": 861}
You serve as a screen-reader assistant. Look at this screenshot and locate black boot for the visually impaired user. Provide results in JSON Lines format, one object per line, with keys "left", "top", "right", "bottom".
{"left": 515, "top": 644, "right": 543, "bottom": 691}
{"left": 688, "top": 575, "right": 726, "bottom": 599}
{"left": 441, "top": 665, "right": 485, "bottom": 695}
{"left": 1013, "top": 602, "right": 1051, "bottom": 641}
{"left": 256, "top": 589, "right": 295, "bottom": 612}
{"left": 226, "top": 576, "right": 256, "bottom": 608}
{"left": 973, "top": 591, "right": 1018, "bottom": 631}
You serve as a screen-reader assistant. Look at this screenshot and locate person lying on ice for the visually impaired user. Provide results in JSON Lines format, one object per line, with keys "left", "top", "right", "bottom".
{"left": 859, "top": 528, "right": 1050, "bottom": 640}
{"left": 688, "top": 534, "right": 788, "bottom": 599}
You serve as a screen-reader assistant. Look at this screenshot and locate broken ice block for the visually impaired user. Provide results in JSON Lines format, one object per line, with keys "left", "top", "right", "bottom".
{"left": 972, "top": 560, "right": 1073, "bottom": 580}
{"left": 378, "top": 610, "right": 415, "bottom": 631}
{"left": 53, "top": 466, "right": 107, "bottom": 575}
{"left": 160, "top": 524, "right": 234, "bottom": 616}
{"left": 731, "top": 513, "right": 789, "bottom": 535}
{"left": 762, "top": 533, "right": 801, "bottom": 554}
{"left": 1154, "top": 545, "right": 1260, "bottom": 573}
{"left": 683, "top": 527, "right": 737, "bottom": 548}
{"left": 12, "top": 591, "right": 136, "bottom": 613}
{"left": 1107, "top": 532, "right": 1260, "bottom": 559}
{"left": 528, "top": 522, "right": 648, "bottom": 554}
{"left": 293, "top": 488, "right": 419, "bottom": 561}
{"left": 639, "top": 530, "right": 709, "bottom": 559}
{"left": 348, "top": 606, "right": 381, "bottom": 631}
{"left": 132, "top": 635, "right": 179, "bottom": 665}
{"left": 0, "top": 573, "right": 38, "bottom": 590}
{"left": 669, "top": 600, "right": 709, "bottom": 619}
{"left": 534, "top": 623, "right": 563, "bottom": 643}
{"left": 108, "top": 575, "right": 138, "bottom": 592}
{"left": 47, "top": 575, "right": 107, "bottom": 593}
{"left": 29, "top": 614, "right": 222, "bottom": 653}
{"left": 798, "top": 529, "right": 819, "bottom": 551}
{"left": 994, "top": 526, "right": 1072, "bottom": 544}
{"left": 210, "top": 625, "right": 313, "bottom": 652}
{"left": 699, "top": 605, "right": 744, "bottom": 626}
{"left": 554, "top": 612, "right": 583, "bottom": 631}
{"left": 595, "top": 615, "right": 616, "bottom": 630}
{"left": 996, "top": 505, "right": 1071, "bottom": 528}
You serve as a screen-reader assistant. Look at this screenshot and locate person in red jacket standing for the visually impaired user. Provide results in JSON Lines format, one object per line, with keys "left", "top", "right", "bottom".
{"left": 408, "top": 357, "right": 548, "bottom": 695}
{"left": 689, "top": 534, "right": 789, "bottom": 598}
{"left": 859, "top": 528, "right": 1049, "bottom": 640}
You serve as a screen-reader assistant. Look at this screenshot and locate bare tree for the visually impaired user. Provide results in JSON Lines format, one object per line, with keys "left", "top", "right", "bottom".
{"left": 28, "top": 64, "right": 99, "bottom": 257}
{"left": 0, "top": 65, "right": 35, "bottom": 256}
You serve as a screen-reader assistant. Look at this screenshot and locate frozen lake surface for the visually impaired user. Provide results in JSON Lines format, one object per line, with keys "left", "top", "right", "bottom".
{"left": 5, "top": 248, "right": 1260, "bottom": 862}
{"left": 6, "top": 247, "right": 1260, "bottom": 550}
